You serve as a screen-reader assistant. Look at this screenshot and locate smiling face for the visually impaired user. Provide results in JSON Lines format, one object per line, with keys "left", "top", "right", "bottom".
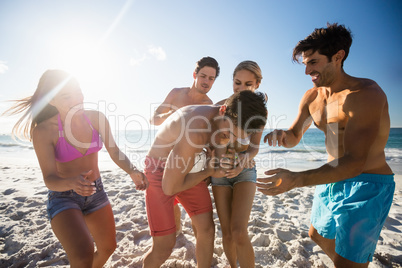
{"left": 50, "top": 79, "right": 84, "bottom": 114}
{"left": 233, "top": 69, "right": 260, "bottom": 93}
{"left": 302, "top": 50, "right": 337, "bottom": 87}
{"left": 193, "top": 66, "right": 217, "bottom": 94}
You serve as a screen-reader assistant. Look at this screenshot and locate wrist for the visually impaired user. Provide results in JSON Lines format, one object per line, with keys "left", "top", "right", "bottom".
{"left": 294, "top": 171, "right": 305, "bottom": 188}
{"left": 129, "top": 165, "right": 139, "bottom": 175}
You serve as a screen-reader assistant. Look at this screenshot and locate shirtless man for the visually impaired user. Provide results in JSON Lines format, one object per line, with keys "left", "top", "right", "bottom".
{"left": 150, "top": 56, "right": 219, "bottom": 126}
{"left": 143, "top": 90, "right": 267, "bottom": 267}
{"left": 257, "top": 23, "right": 394, "bottom": 267}
{"left": 150, "top": 56, "right": 219, "bottom": 235}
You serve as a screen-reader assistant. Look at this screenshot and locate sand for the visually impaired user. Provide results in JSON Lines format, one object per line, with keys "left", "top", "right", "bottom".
{"left": 0, "top": 154, "right": 401, "bottom": 268}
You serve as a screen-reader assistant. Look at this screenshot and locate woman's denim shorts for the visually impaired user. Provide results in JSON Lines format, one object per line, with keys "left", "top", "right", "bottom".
{"left": 46, "top": 177, "right": 110, "bottom": 220}
{"left": 211, "top": 166, "right": 257, "bottom": 188}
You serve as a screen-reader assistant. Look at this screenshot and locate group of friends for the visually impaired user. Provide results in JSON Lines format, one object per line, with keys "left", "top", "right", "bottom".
{"left": 5, "top": 23, "right": 395, "bottom": 268}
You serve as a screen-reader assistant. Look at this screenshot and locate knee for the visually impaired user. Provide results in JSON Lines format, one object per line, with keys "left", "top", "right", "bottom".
{"left": 221, "top": 227, "right": 233, "bottom": 242}
{"left": 98, "top": 239, "right": 117, "bottom": 257}
{"left": 220, "top": 224, "right": 233, "bottom": 241}
{"left": 308, "top": 227, "right": 320, "bottom": 243}
{"left": 201, "top": 221, "right": 215, "bottom": 238}
{"left": 68, "top": 244, "right": 94, "bottom": 267}
{"left": 231, "top": 226, "right": 249, "bottom": 245}
{"left": 195, "top": 220, "right": 215, "bottom": 237}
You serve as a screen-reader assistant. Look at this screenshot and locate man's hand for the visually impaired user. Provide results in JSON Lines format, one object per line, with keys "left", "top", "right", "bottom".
{"left": 256, "top": 168, "right": 298, "bottom": 195}
{"left": 205, "top": 147, "right": 226, "bottom": 178}
{"left": 264, "top": 129, "right": 287, "bottom": 147}
{"left": 221, "top": 148, "right": 242, "bottom": 178}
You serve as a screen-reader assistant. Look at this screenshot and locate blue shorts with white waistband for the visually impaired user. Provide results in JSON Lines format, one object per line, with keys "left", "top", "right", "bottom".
{"left": 46, "top": 177, "right": 110, "bottom": 220}
{"left": 311, "top": 173, "right": 395, "bottom": 263}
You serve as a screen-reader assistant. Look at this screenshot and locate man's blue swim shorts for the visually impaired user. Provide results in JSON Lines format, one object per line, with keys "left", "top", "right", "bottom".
{"left": 311, "top": 173, "right": 395, "bottom": 263}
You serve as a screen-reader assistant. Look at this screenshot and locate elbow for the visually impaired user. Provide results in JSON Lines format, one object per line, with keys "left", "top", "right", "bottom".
{"left": 154, "top": 121, "right": 162, "bottom": 126}
{"left": 150, "top": 116, "right": 162, "bottom": 126}
{"left": 162, "top": 180, "right": 178, "bottom": 196}
{"left": 110, "top": 149, "right": 123, "bottom": 163}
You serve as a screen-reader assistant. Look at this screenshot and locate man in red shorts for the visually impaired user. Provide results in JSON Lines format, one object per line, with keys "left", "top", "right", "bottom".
{"left": 150, "top": 56, "right": 220, "bottom": 235}
{"left": 143, "top": 90, "right": 267, "bottom": 267}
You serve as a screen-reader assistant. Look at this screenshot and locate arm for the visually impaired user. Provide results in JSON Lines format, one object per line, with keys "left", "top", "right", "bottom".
{"left": 150, "top": 89, "right": 178, "bottom": 126}
{"left": 264, "top": 90, "right": 314, "bottom": 148}
{"left": 241, "top": 129, "right": 263, "bottom": 160}
{"left": 161, "top": 135, "right": 224, "bottom": 195}
{"left": 95, "top": 111, "right": 148, "bottom": 190}
{"left": 258, "top": 86, "right": 387, "bottom": 195}
{"left": 32, "top": 126, "right": 96, "bottom": 196}
{"left": 224, "top": 130, "right": 263, "bottom": 178}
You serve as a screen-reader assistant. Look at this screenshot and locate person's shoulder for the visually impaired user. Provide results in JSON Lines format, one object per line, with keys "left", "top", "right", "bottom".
{"left": 301, "top": 87, "right": 319, "bottom": 103}
{"left": 84, "top": 110, "right": 108, "bottom": 130}
{"left": 84, "top": 109, "right": 104, "bottom": 121}
{"left": 352, "top": 77, "right": 385, "bottom": 97}
{"left": 305, "top": 87, "right": 319, "bottom": 95}
{"left": 171, "top": 87, "right": 190, "bottom": 95}
{"left": 346, "top": 77, "right": 387, "bottom": 109}
{"left": 32, "top": 115, "right": 58, "bottom": 141}
{"left": 361, "top": 78, "right": 383, "bottom": 91}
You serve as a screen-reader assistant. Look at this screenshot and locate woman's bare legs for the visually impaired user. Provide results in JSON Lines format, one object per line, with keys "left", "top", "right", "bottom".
{"left": 232, "top": 182, "right": 255, "bottom": 267}
{"left": 213, "top": 186, "right": 237, "bottom": 266}
{"left": 213, "top": 182, "right": 256, "bottom": 267}
{"left": 51, "top": 205, "right": 116, "bottom": 268}
{"left": 85, "top": 204, "right": 116, "bottom": 268}
{"left": 51, "top": 209, "right": 95, "bottom": 268}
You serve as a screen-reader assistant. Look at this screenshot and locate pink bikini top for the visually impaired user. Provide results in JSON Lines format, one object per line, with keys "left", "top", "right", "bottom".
{"left": 55, "top": 114, "right": 103, "bottom": 163}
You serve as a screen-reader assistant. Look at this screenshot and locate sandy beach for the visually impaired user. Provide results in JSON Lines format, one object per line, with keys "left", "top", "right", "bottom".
{"left": 1, "top": 153, "right": 401, "bottom": 268}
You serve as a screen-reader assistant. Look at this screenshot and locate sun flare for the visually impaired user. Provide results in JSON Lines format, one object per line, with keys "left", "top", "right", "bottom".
{"left": 49, "top": 34, "right": 119, "bottom": 101}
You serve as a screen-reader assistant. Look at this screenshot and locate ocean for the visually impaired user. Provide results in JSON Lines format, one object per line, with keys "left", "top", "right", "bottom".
{"left": 1, "top": 128, "right": 401, "bottom": 175}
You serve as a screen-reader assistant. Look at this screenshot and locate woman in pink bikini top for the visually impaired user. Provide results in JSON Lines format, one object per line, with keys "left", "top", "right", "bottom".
{"left": 54, "top": 113, "right": 103, "bottom": 163}
{"left": 5, "top": 69, "right": 148, "bottom": 267}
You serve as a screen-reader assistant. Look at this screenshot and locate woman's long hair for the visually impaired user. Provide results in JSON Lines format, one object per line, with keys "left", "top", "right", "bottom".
{"left": 3, "top": 70, "right": 73, "bottom": 141}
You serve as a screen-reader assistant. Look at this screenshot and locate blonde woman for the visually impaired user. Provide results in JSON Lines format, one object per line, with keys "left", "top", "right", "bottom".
{"left": 213, "top": 61, "right": 266, "bottom": 267}
{"left": 4, "top": 69, "right": 148, "bottom": 268}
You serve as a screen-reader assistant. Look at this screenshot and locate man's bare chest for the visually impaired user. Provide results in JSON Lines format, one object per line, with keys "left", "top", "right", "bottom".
{"left": 309, "top": 93, "right": 349, "bottom": 130}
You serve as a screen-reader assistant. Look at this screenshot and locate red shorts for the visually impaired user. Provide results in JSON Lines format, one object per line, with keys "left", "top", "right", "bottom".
{"left": 144, "top": 156, "right": 212, "bottom": 236}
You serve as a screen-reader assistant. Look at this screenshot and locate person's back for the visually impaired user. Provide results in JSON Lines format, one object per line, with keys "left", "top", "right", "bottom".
{"left": 149, "top": 105, "right": 213, "bottom": 159}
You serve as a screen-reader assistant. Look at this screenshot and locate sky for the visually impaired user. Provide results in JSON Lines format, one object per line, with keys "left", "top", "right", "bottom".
{"left": 0, "top": 0, "right": 401, "bottom": 135}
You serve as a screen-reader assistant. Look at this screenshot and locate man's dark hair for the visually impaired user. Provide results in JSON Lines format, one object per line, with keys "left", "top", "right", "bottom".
{"left": 194, "top": 56, "right": 220, "bottom": 78}
{"left": 224, "top": 90, "right": 267, "bottom": 131}
{"left": 292, "top": 23, "right": 353, "bottom": 67}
